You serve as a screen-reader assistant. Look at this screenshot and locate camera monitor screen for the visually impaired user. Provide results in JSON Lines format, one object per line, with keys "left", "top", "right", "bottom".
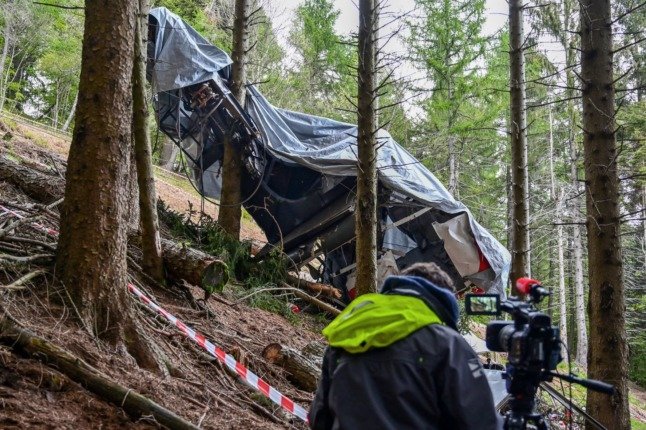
{"left": 465, "top": 294, "right": 500, "bottom": 315}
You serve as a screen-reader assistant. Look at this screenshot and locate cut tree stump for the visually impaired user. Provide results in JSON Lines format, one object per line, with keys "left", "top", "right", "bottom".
{"left": 0, "top": 311, "right": 199, "bottom": 430}
{"left": 0, "top": 156, "right": 64, "bottom": 204}
{"left": 161, "top": 238, "right": 229, "bottom": 294}
{"left": 262, "top": 342, "right": 321, "bottom": 392}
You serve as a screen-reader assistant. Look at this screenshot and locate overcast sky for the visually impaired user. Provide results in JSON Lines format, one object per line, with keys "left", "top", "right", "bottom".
{"left": 267, "top": 0, "right": 510, "bottom": 51}
{"left": 262, "top": 0, "right": 573, "bottom": 120}
{"left": 263, "top": 0, "right": 512, "bottom": 117}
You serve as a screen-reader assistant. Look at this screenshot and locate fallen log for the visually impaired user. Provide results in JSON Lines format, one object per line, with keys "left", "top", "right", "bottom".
{"left": 302, "top": 341, "right": 327, "bottom": 368}
{"left": 0, "top": 311, "right": 199, "bottom": 430}
{"left": 285, "top": 273, "right": 342, "bottom": 299}
{"left": 262, "top": 342, "right": 321, "bottom": 392}
{"left": 161, "top": 238, "right": 229, "bottom": 294}
{"left": 284, "top": 283, "right": 341, "bottom": 316}
{"left": 0, "top": 156, "right": 64, "bottom": 204}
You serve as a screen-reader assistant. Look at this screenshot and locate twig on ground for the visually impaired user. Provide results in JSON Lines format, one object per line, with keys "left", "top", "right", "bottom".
{"left": 46, "top": 155, "right": 65, "bottom": 179}
{"left": 197, "top": 403, "right": 211, "bottom": 427}
{"left": 235, "top": 286, "right": 295, "bottom": 304}
{"left": 0, "top": 253, "right": 53, "bottom": 264}
{"left": 1, "top": 269, "right": 46, "bottom": 291}
{"left": 0, "top": 242, "right": 28, "bottom": 254}
{"left": 0, "top": 215, "right": 45, "bottom": 239}
{"left": 2, "top": 235, "right": 56, "bottom": 251}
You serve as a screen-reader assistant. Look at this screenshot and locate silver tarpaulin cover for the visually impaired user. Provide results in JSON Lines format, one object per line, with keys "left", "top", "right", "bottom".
{"left": 148, "top": 7, "right": 511, "bottom": 295}
{"left": 149, "top": 8, "right": 232, "bottom": 94}
{"left": 244, "top": 88, "right": 510, "bottom": 293}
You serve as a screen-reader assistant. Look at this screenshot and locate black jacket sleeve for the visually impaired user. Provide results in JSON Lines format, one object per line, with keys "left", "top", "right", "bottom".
{"left": 309, "top": 347, "right": 335, "bottom": 430}
{"left": 433, "top": 326, "right": 502, "bottom": 430}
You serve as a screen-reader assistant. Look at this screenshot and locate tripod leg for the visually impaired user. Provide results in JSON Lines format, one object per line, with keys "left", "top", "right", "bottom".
{"left": 535, "top": 417, "right": 548, "bottom": 430}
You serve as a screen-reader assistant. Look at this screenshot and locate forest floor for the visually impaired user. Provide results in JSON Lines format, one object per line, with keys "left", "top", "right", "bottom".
{"left": 0, "top": 116, "right": 645, "bottom": 429}
{"left": 0, "top": 118, "right": 323, "bottom": 429}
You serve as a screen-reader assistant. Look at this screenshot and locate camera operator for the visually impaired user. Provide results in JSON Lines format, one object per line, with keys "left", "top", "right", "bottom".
{"left": 309, "top": 262, "right": 502, "bottom": 430}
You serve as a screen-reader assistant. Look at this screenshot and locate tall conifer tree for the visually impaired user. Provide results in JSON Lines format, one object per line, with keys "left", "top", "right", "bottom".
{"left": 580, "top": 0, "right": 630, "bottom": 427}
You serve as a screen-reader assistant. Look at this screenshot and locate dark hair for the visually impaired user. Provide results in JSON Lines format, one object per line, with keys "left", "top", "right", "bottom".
{"left": 401, "top": 262, "right": 455, "bottom": 292}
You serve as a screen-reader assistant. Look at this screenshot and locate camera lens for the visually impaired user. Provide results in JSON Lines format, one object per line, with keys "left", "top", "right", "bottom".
{"left": 498, "top": 324, "right": 516, "bottom": 353}
{"left": 485, "top": 321, "right": 514, "bottom": 352}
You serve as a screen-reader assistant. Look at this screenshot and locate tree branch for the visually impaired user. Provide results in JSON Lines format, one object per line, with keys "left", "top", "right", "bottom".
{"left": 32, "top": 1, "right": 84, "bottom": 9}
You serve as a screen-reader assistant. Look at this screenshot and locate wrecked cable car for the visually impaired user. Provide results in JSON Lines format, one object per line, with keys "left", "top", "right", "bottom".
{"left": 147, "top": 8, "right": 511, "bottom": 300}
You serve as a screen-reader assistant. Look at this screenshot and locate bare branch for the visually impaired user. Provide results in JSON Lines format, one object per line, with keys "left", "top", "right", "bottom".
{"left": 33, "top": 1, "right": 84, "bottom": 9}
{"left": 528, "top": 96, "right": 582, "bottom": 109}
{"left": 612, "top": 37, "right": 646, "bottom": 55}
{"left": 612, "top": 1, "right": 646, "bottom": 24}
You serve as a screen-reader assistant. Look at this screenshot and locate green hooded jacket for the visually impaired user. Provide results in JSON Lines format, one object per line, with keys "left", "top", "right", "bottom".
{"left": 322, "top": 293, "right": 443, "bottom": 353}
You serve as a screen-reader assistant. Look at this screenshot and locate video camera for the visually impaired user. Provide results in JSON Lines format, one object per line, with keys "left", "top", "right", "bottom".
{"left": 465, "top": 278, "right": 614, "bottom": 430}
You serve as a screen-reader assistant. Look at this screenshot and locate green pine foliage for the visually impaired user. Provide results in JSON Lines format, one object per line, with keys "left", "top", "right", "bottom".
{"left": 157, "top": 202, "right": 300, "bottom": 319}
{"left": 279, "top": 0, "right": 357, "bottom": 122}
{"left": 158, "top": 201, "right": 286, "bottom": 284}
{"left": 0, "top": 0, "right": 81, "bottom": 121}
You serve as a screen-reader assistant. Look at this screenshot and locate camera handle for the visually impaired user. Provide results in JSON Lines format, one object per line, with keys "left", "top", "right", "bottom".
{"left": 548, "top": 371, "right": 615, "bottom": 395}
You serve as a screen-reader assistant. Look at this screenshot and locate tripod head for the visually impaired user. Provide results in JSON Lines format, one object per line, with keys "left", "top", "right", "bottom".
{"left": 465, "top": 278, "right": 615, "bottom": 430}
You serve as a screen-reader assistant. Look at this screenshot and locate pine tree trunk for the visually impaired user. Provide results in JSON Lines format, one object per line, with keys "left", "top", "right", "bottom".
{"left": 506, "top": 166, "right": 513, "bottom": 292}
{"left": 580, "top": 1, "right": 630, "bottom": 428}
{"left": 261, "top": 343, "right": 320, "bottom": 392}
{"left": 556, "top": 193, "right": 568, "bottom": 351}
{"left": 160, "top": 239, "right": 229, "bottom": 294}
{"left": 133, "top": 0, "right": 164, "bottom": 284}
{"left": 218, "top": 132, "right": 242, "bottom": 237}
{"left": 569, "top": 96, "right": 588, "bottom": 366}
{"left": 572, "top": 221, "right": 588, "bottom": 365}
{"left": 567, "top": 52, "right": 588, "bottom": 367}
{"left": 548, "top": 107, "right": 555, "bottom": 201}
{"left": 566, "top": 247, "right": 576, "bottom": 348}
{"left": 126, "top": 144, "right": 141, "bottom": 231}
{"left": 61, "top": 92, "right": 78, "bottom": 132}
{"left": 218, "top": 0, "right": 249, "bottom": 240}
{"left": 508, "top": 0, "right": 531, "bottom": 287}
{"left": 643, "top": 185, "right": 646, "bottom": 270}
{"left": 0, "top": 17, "right": 12, "bottom": 111}
{"left": 55, "top": 0, "right": 158, "bottom": 370}
{"left": 0, "top": 157, "right": 64, "bottom": 204}
{"left": 53, "top": 84, "right": 60, "bottom": 129}
{"left": 354, "top": 0, "right": 378, "bottom": 296}
{"left": 547, "top": 107, "right": 556, "bottom": 320}
{"left": 448, "top": 136, "right": 459, "bottom": 198}
{"left": 557, "top": 0, "right": 588, "bottom": 367}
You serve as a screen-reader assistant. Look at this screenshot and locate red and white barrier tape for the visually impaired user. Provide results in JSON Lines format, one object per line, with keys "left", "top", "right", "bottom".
{"left": 0, "top": 205, "right": 59, "bottom": 236}
{"left": 128, "top": 283, "right": 310, "bottom": 423}
{"left": 2, "top": 206, "right": 310, "bottom": 423}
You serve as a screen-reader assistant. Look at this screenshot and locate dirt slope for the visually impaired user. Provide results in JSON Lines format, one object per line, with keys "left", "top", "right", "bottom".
{"left": 0, "top": 118, "right": 321, "bottom": 429}
{"left": 1, "top": 115, "right": 266, "bottom": 243}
